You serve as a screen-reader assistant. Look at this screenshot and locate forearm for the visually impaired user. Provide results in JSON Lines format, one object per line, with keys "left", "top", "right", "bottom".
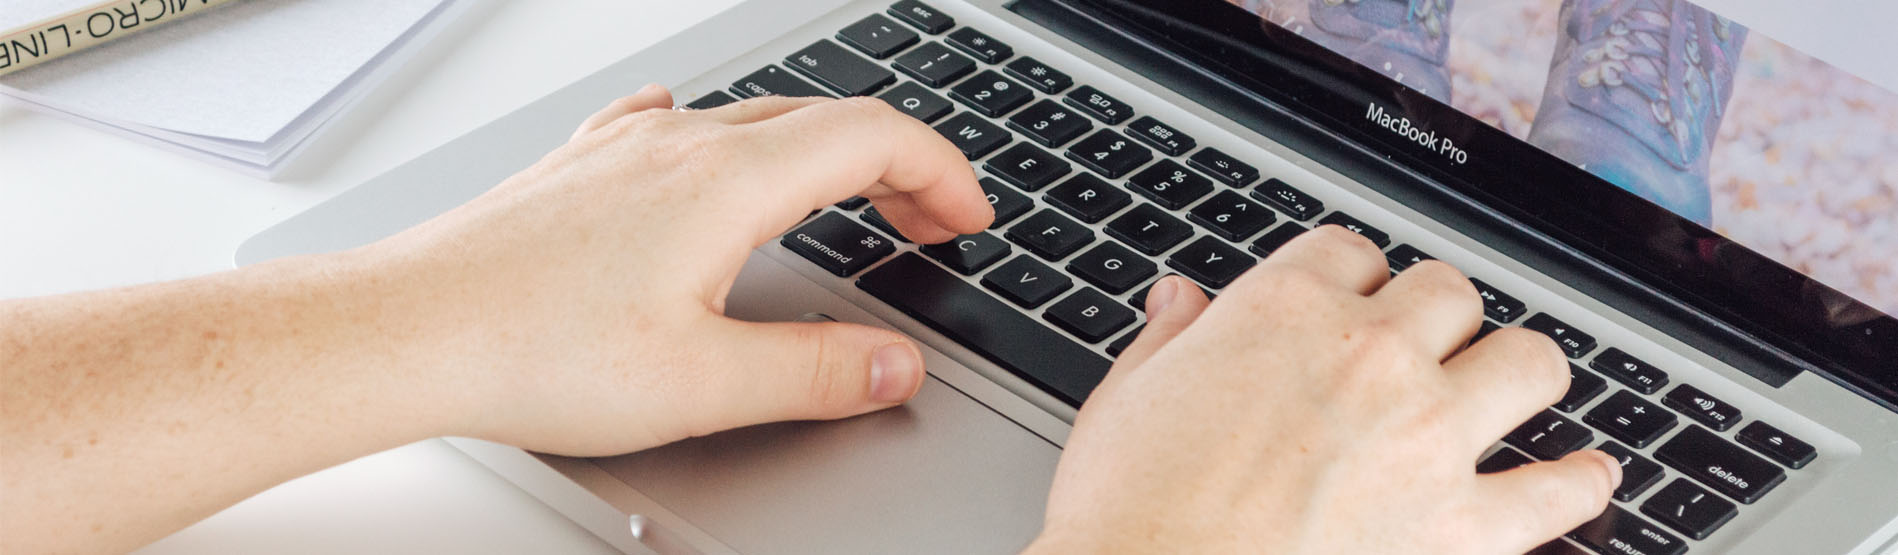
{"left": 0, "top": 250, "right": 474, "bottom": 553}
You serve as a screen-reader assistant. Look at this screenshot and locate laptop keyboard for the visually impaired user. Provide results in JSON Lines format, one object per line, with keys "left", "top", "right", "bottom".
{"left": 698, "top": 2, "right": 1819, "bottom": 552}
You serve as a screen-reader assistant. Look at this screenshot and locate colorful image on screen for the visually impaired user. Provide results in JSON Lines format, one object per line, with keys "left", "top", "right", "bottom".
{"left": 1231, "top": 0, "right": 1898, "bottom": 316}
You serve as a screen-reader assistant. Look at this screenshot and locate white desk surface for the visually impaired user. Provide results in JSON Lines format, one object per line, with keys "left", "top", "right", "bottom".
{"left": 0, "top": 0, "right": 738, "bottom": 552}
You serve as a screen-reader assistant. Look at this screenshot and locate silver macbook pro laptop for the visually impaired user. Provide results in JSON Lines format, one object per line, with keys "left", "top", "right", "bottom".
{"left": 235, "top": 0, "right": 1898, "bottom": 553}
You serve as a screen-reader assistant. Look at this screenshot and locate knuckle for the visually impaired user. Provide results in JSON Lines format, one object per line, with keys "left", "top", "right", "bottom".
{"left": 1311, "top": 224, "right": 1381, "bottom": 254}
{"left": 1486, "top": 328, "right": 1570, "bottom": 396}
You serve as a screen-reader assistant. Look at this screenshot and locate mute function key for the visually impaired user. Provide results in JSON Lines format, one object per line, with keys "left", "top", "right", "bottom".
{"left": 781, "top": 212, "right": 896, "bottom": 276}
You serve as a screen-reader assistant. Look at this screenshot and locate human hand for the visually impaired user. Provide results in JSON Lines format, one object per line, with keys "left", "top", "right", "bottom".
{"left": 1027, "top": 228, "right": 1620, "bottom": 554}
{"left": 362, "top": 85, "right": 991, "bottom": 456}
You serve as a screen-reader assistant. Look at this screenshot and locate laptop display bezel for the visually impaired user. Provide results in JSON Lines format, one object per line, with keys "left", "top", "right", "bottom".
{"left": 1044, "top": 0, "right": 1898, "bottom": 405}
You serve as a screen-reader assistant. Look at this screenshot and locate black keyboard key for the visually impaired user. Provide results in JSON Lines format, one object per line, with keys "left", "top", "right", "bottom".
{"left": 933, "top": 112, "right": 1011, "bottom": 159}
{"left": 1126, "top": 160, "right": 1214, "bottom": 209}
{"left": 859, "top": 207, "right": 910, "bottom": 242}
{"left": 949, "top": 70, "right": 1033, "bottom": 117}
{"left": 1641, "top": 478, "right": 1737, "bottom": 540}
{"left": 1044, "top": 288, "right": 1137, "bottom": 343}
{"left": 891, "top": 42, "right": 976, "bottom": 87}
{"left": 1316, "top": 211, "right": 1391, "bottom": 248}
{"left": 1523, "top": 313, "right": 1597, "bottom": 359}
{"left": 1068, "top": 242, "right": 1158, "bottom": 294}
{"left": 781, "top": 212, "right": 895, "bottom": 276}
{"left": 1737, "top": 421, "right": 1816, "bottom": 469}
{"left": 877, "top": 81, "right": 953, "bottom": 123}
{"left": 1187, "top": 191, "right": 1276, "bottom": 241}
{"left": 1585, "top": 390, "right": 1678, "bottom": 448}
{"left": 1106, "top": 204, "right": 1194, "bottom": 255}
{"left": 945, "top": 27, "right": 1011, "bottom": 63}
{"left": 1044, "top": 173, "right": 1131, "bottom": 223}
{"left": 1527, "top": 540, "right": 1592, "bottom": 555}
{"left": 1553, "top": 364, "right": 1608, "bottom": 413}
{"left": 1476, "top": 447, "right": 1534, "bottom": 474}
{"left": 860, "top": 253, "right": 1108, "bottom": 405}
{"left": 1385, "top": 244, "right": 1433, "bottom": 271}
{"left": 981, "top": 255, "right": 1073, "bottom": 308}
{"left": 1251, "top": 178, "right": 1322, "bottom": 220}
{"left": 1187, "top": 148, "right": 1260, "bottom": 187}
{"left": 984, "top": 143, "right": 1071, "bottom": 191}
{"left": 1062, "top": 85, "right": 1133, "bottom": 124}
{"left": 1166, "top": 237, "right": 1255, "bottom": 289}
{"left": 834, "top": 196, "right": 870, "bottom": 210}
{"left": 888, "top": 0, "right": 954, "bottom": 34}
{"left": 1590, "top": 347, "right": 1668, "bottom": 394}
{"left": 1006, "top": 210, "right": 1095, "bottom": 260}
{"left": 979, "top": 178, "right": 1031, "bottom": 228}
{"left": 1472, "top": 320, "right": 1500, "bottom": 343}
{"left": 1129, "top": 277, "right": 1213, "bottom": 310}
{"left": 1655, "top": 425, "right": 1786, "bottom": 504}
{"left": 1003, "top": 56, "right": 1072, "bottom": 93}
{"left": 684, "top": 90, "right": 739, "bottom": 109}
{"left": 1106, "top": 326, "right": 1142, "bottom": 357}
{"left": 1598, "top": 441, "right": 1666, "bottom": 502}
{"left": 1505, "top": 409, "right": 1594, "bottom": 460}
{"left": 1006, "top": 100, "right": 1092, "bottom": 147}
{"left": 1467, "top": 278, "right": 1527, "bottom": 324}
{"left": 837, "top": 14, "right": 920, "bottom": 58}
{"left": 1663, "top": 384, "right": 1742, "bottom": 432}
{"left": 1125, "top": 116, "right": 1195, "bottom": 156}
{"left": 1248, "top": 223, "right": 1307, "bottom": 258}
{"left": 786, "top": 40, "right": 897, "bottom": 96}
{"left": 920, "top": 232, "right": 1011, "bottom": 275}
{"left": 1065, "top": 129, "right": 1153, "bottom": 179}
{"left": 1565, "top": 504, "right": 1687, "bottom": 555}
{"left": 730, "top": 65, "right": 831, "bottom": 99}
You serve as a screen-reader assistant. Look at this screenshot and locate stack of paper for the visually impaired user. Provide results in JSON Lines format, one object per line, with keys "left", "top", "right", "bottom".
{"left": 0, "top": 0, "right": 463, "bottom": 177}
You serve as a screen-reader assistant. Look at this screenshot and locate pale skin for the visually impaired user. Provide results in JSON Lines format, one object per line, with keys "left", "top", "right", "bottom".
{"left": 1, "top": 85, "right": 1619, "bottom": 554}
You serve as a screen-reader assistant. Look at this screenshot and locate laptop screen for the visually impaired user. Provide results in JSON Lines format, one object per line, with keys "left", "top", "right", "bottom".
{"left": 1050, "top": 0, "right": 1898, "bottom": 403}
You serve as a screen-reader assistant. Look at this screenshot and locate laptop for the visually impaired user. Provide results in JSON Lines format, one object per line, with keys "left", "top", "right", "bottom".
{"left": 234, "top": 0, "right": 1898, "bottom": 553}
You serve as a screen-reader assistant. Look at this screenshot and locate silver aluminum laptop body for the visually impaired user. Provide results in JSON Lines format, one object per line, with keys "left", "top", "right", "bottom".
{"left": 235, "top": 0, "right": 1898, "bottom": 553}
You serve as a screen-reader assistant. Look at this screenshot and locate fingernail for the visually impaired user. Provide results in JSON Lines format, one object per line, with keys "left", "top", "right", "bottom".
{"left": 869, "top": 342, "right": 922, "bottom": 404}
{"left": 1147, "top": 277, "right": 1179, "bottom": 315}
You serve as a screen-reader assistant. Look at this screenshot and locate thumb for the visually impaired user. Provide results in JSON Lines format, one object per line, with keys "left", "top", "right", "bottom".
{"left": 1088, "top": 275, "right": 1211, "bottom": 399}
{"left": 699, "top": 318, "right": 926, "bottom": 428}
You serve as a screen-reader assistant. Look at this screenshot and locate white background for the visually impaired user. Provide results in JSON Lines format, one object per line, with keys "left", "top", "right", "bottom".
{"left": 0, "top": 0, "right": 1890, "bottom": 552}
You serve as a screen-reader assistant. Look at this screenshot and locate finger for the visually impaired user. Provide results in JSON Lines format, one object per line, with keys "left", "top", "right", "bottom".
{"left": 866, "top": 194, "right": 959, "bottom": 244}
{"left": 1371, "top": 260, "right": 1483, "bottom": 360}
{"left": 1470, "top": 450, "right": 1620, "bottom": 553}
{"left": 1249, "top": 225, "right": 1389, "bottom": 296}
{"left": 733, "top": 98, "right": 991, "bottom": 245}
{"left": 1108, "top": 276, "right": 1212, "bottom": 372}
{"left": 571, "top": 84, "right": 674, "bottom": 140}
{"left": 692, "top": 318, "right": 926, "bottom": 430}
{"left": 1440, "top": 327, "right": 1572, "bottom": 450}
{"left": 693, "top": 94, "right": 830, "bottom": 124}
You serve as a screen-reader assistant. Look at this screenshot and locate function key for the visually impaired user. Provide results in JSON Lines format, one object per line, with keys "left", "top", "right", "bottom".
{"left": 1566, "top": 505, "right": 1686, "bottom": 555}
{"left": 836, "top": 14, "right": 920, "bottom": 59}
{"left": 980, "top": 255, "right": 1073, "bottom": 308}
{"left": 1655, "top": 425, "right": 1786, "bottom": 504}
{"left": 1006, "top": 99, "right": 1093, "bottom": 147}
{"left": 780, "top": 212, "right": 895, "bottom": 276}
{"left": 1584, "top": 390, "right": 1678, "bottom": 448}
{"left": 785, "top": 40, "right": 896, "bottom": 96}
{"left": 877, "top": 81, "right": 953, "bottom": 123}
{"left": 1165, "top": 237, "right": 1255, "bottom": 289}
{"left": 1126, "top": 159, "right": 1214, "bottom": 209}
{"left": 887, "top": 0, "right": 955, "bottom": 34}
{"left": 1044, "top": 173, "right": 1132, "bottom": 223}
{"left": 1063, "top": 85, "right": 1134, "bottom": 124}
{"left": 1590, "top": 347, "right": 1668, "bottom": 393}
{"left": 919, "top": 232, "right": 1011, "bottom": 275}
{"left": 1597, "top": 441, "right": 1666, "bottom": 502}
{"left": 684, "top": 90, "right": 738, "bottom": 109}
{"left": 1641, "top": 478, "right": 1738, "bottom": 540}
{"left": 1006, "top": 209, "right": 1096, "bottom": 260}
{"left": 1523, "top": 313, "right": 1597, "bottom": 359}
{"left": 978, "top": 178, "right": 1032, "bottom": 228}
{"left": 932, "top": 112, "right": 1011, "bottom": 159}
{"left": 945, "top": 27, "right": 1012, "bottom": 63}
{"left": 984, "top": 143, "right": 1071, "bottom": 191}
{"left": 1736, "top": 421, "right": 1816, "bottom": 469}
{"left": 1188, "top": 190, "right": 1276, "bottom": 242}
{"left": 892, "top": 42, "right": 976, "bottom": 87}
{"left": 1251, "top": 179, "right": 1322, "bottom": 220}
{"left": 1467, "top": 278, "right": 1526, "bottom": 324}
{"left": 949, "top": 70, "right": 1033, "bottom": 117}
{"left": 1385, "top": 244, "right": 1433, "bottom": 271}
{"left": 1105, "top": 204, "right": 1195, "bottom": 255}
{"left": 1504, "top": 409, "right": 1594, "bottom": 460}
{"left": 1553, "top": 364, "right": 1607, "bottom": 413}
{"left": 1662, "top": 384, "right": 1741, "bottom": 431}
{"left": 1472, "top": 320, "right": 1500, "bottom": 342}
{"left": 1044, "top": 288, "right": 1137, "bottom": 343}
{"left": 1187, "top": 148, "right": 1259, "bottom": 187}
{"left": 1068, "top": 241, "right": 1158, "bottom": 294}
{"left": 1316, "top": 211, "right": 1391, "bottom": 248}
{"left": 1248, "top": 223, "right": 1308, "bottom": 258}
{"left": 1476, "top": 447, "right": 1533, "bottom": 474}
{"left": 730, "top": 65, "right": 832, "bottom": 99}
{"left": 1126, "top": 116, "right": 1196, "bottom": 155}
{"left": 1065, "top": 129, "right": 1153, "bottom": 178}
{"left": 1004, "top": 56, "right": 1073, "bottom": 93}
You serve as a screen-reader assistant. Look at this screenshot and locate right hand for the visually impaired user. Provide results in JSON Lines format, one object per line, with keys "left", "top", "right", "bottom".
{"left": 1027, "top": 227, "right": 1620, "bottom": 554}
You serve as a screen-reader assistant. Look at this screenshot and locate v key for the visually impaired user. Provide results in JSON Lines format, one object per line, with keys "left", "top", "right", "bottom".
{"left": 982, "top": 255, "right": 1074, "bottom": 308}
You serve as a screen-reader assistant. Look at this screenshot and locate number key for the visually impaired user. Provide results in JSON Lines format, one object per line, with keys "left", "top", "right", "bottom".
{"left": 892, "top": 42, "right": 976, "bottom": 87}
{"left": 1006, "top": 99, "right": 1092, "bottom": 147}
{"left": 1126, "top": 159, "right": 1213, "bottom": 209}
{"left": 1187, "top": 191, "right": 1276, "bottom": 241}
{"left": 1064, "top": 129, "right": 1152, "bottom": 178}
{"left": 949, "top": 70, "right": 1032, "bottom": 117}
